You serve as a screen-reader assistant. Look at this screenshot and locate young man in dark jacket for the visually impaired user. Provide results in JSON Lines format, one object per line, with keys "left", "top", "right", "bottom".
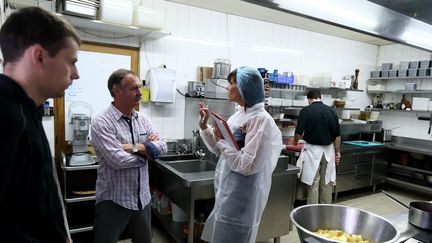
{"left": 0, "top": 7, "right": 81, "bottom": 242}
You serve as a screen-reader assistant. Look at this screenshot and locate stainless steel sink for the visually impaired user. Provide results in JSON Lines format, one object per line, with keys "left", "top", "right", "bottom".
{"left": 150, "top": 153, "right": 300, "bottom": 243}
{"left": 166, "top": 159, "right": 216, "bottom": 173}
{"left": 158, "top": 153, "right": 200, "bottom": 161}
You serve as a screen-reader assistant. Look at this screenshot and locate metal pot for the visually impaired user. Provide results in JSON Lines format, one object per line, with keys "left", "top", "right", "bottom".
{"left": 290, "top": 204, "right": 399, "bottom": 243}
{"left": 382, "top": 190, "right": 432, "bottom": 230}
{"left": 383, "top": 126, "right": 399, "bottom": 142}
{"left": 383, "top": 129, "right": 393, "bottom": 141}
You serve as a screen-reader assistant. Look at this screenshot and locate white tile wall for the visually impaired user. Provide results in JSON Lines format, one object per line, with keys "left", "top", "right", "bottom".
{"left": 137, "top": 1, "right": 378, "bottom": 139}
{"left": 44, "top": 1, "right": 432, "bottom": 154}
{"left": 376, "top": 44, "right": 432, "bottom": 141}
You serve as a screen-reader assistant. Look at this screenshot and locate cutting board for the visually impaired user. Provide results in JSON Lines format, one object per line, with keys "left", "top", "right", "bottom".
{"left": 342, "top": 140, "right": 384, "bottom": 147}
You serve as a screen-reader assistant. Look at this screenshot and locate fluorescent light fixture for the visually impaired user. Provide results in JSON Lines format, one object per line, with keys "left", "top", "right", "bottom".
{"left": 250, "top": 45, "right": 304, "bottom": 55}
{"left": 308, "top": 0, "right": 377, "bottom": 28}
{"left": 166, "top": 35, "right": 234, "bottom": 47}
{"left": 401, "top": 30, "right": 432, "bottom": 48}
{"left": 274, "top": 0, "right": 377, "bottom": 28}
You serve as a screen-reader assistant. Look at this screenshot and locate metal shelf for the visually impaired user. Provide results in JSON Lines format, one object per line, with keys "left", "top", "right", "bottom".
{"left": 367, "top": 90, "right": 432, "bottom": 94}
{"left": 386, "top": 177, "right": 432, "bottom": 194}
{"left": 70, "top": 225, "right": 93, "bottom": 234}
{"left": 370, "top": 108, "right": 430, "bottom": 113}
{"left": 59, "top": 14, "right": 170, "bottom": 40}
{"left": 268, "top": 86, "right": 363, "bottom": 93}
{"left": 63, "top": 164, "right": 99, "bottom": 171}
{"left": 65, "top": 196, "right": 96, "bottom": 203}
{"left": 391, "top": 163, "right": 432, "bottom": 176}
{"left": 309, "top": 87, "right": 364, "bottom": 92}
{"left": 333, "top": 107, "right": 361, "bottom": 111}
{"left": 369, "top": 76, "right": 432, "bottom": 81}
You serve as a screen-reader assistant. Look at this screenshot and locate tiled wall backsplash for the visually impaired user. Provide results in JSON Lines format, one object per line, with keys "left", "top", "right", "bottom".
{"left": 41, "top": 0, "right": 432, "bottom": 155}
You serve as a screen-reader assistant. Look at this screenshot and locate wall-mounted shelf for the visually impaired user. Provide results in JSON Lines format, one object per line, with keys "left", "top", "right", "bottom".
{"left": 308, "top": 87, "right": 364, "bottom": 92}
{"left": 59, "top": 14, "right": 170, "bottom": 40}
{"left": 369, "top": 76, "right": 432, "bottom": 81}
{"left": 371, "top": 108, "right": 430, "bottom": 113}
{"left": 268, "top": 86, "right": 363, "bottom": 93}
{"left": 333, "top": 107, "right": 361, "bottom": 111}
{"left": 367, "top": 90, "right": 432, "bottom": 94}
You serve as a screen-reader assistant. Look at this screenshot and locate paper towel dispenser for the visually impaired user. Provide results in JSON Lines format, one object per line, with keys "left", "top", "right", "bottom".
{"left": 146, "top": 67, "right": 176, "bottom": 103}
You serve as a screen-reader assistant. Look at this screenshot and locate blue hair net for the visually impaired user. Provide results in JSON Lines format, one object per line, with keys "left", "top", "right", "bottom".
{"left": 236, "top": 66, "right": 264, "bottom": 107}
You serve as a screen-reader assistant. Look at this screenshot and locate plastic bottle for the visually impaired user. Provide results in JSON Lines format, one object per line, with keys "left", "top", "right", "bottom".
{"left": 43, "top": 101, "right": 50, "bottom": 116}
{"left": 140, "top": 80, "right": 150, "bottom": 103}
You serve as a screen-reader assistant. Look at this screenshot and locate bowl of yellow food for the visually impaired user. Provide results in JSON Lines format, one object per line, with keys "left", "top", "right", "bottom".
{"left": 290, "top": 204, "right": 399, "bottom": 243}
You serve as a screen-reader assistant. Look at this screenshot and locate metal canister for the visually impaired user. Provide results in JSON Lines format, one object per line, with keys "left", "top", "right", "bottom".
{"left": 212, "top": 58, "right": 231, "bottom": 79}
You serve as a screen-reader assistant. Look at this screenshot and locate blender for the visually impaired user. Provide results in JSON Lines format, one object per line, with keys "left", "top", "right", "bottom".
{"left": 68, "top": 102, "right": 95, "bottom": 166}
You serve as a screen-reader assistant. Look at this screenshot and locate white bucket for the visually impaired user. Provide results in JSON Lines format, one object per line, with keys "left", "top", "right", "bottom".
{"left": 171, "top": 202, "right": 188, "bottom": 222}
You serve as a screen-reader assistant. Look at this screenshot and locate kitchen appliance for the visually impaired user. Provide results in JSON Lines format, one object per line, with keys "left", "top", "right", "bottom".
{"left": 341, "top": 110, "right": 351, "bottom": 120}
{"left": 56, "top": 0, "right": 99, "bottom": 19}
{"left": 383, "top": 126, "right": 399, "bottom": 142}
{"left": 68, "top": 102, "right": 95, "bottom": 166}
{"left": 212, "top": 58, "right": 231, "bottom": 79}
{"left": 187, "top": 81, "right": 205, "bottom": 97}
{"left": 290, "top": 204, "right": 399, "bottom": 243}
{"left": 204, "top": 79, "right": 229, "bottom": 99}
{"left": 382, "top": 190, "right": 432, "bottom": 230}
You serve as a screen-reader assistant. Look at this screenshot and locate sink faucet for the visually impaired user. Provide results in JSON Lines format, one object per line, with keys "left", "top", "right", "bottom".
{"left": 192, "top": 130, "right": 206, "bottom": 159}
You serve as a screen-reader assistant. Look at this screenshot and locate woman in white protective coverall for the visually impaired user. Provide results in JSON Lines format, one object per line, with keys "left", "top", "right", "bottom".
{"left": 198, "top": 66, "right": 283, "bottom": 243}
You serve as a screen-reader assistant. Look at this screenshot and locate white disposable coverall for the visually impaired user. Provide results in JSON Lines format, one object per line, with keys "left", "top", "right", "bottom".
{"left": 200, "top": 103, "right": 283, "bottom": 243}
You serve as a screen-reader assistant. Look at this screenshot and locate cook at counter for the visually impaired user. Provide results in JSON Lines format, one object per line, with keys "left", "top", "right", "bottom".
{"left": 294, "top": 89, "right": 341, "bottom": 204}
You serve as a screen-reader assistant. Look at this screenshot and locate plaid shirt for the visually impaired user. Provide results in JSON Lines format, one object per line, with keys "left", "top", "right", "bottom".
{"left": 91, "top": 104, "right": 167, "bottom": 210}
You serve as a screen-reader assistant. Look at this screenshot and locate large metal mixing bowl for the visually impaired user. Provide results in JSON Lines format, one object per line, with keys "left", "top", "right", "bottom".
{"left": 290, "top": 204, "right": 399, "bottom": 243}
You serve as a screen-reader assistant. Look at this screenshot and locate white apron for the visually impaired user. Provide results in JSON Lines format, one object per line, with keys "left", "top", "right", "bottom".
{"left": 199, "top": 103, "right": 283, "bottom": 243}
{"left": 296, "top": 142, "right": 336, "bottom": 186}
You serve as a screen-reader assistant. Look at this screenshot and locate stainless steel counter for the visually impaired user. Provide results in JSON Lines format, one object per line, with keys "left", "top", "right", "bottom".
{"left": 386, "top": 210, "right": 432, "bottom": 242}
{"left": 384, "top": 137, "right": 432, "bottom": 156}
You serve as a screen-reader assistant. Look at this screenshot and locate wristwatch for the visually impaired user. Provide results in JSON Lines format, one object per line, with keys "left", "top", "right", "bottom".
{"left": 132, "top": 144, "right": 138, "bottom": 153}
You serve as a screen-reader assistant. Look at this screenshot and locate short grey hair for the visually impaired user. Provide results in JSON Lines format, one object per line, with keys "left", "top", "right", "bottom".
{"left": 107, "top": 69, "right": 137, "bottom": 97}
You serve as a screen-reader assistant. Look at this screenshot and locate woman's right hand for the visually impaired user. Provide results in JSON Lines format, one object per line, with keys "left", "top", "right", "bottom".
{"left": 199, "top": 102, "right": 210, "bottom": 130}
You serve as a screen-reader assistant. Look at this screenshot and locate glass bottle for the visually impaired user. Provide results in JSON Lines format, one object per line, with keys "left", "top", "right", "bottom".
{"left": 400, "top": 94, "right": 407, "bottom": 110}
{"left": 405, "top": 95, "right": 412, "bottom": 110}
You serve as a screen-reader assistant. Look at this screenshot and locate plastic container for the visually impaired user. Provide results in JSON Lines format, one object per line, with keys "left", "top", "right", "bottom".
{"left": 98, "top": 0, "right": 133, "bottom": 25}
{"left": 171, "top": 202, "right": 188, "bottom": 222}
{"left": 405, "top": 83, "right": 417, "bottom": 91}
{"left": 133, "top": 6, "right": 165, "bottom": 29}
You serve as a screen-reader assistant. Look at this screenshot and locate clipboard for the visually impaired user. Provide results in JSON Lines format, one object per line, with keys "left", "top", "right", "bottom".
{"left": 210, "top": 111, "right": 240, "bottom": 150}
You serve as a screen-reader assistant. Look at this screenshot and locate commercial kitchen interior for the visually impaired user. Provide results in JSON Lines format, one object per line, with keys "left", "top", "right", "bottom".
{"left": 3, "top": 0, "right": 432, "bottom": 242}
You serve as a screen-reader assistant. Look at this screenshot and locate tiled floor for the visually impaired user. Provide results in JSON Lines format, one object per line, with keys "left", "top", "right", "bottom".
{"left": 117, "top": 185, "right": 430, "bottom": 243}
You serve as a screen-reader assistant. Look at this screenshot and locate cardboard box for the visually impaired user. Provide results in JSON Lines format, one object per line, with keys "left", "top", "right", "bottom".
{"left": 197, "top": 66, "right": 213, "bottom": 82}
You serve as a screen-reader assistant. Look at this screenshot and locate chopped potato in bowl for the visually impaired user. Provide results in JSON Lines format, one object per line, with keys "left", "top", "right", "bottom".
{"left": 315, "top": 229, "right": 369, "bottom": 243}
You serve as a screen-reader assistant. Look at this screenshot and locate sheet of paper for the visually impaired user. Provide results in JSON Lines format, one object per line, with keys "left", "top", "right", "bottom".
{"left": 211, "top": 111, "right": 240, "bottom": 150}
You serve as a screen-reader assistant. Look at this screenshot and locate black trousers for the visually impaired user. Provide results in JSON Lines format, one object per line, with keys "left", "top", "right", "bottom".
{"left": 93, "top": 200, "right": 152, "bottom": 243}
